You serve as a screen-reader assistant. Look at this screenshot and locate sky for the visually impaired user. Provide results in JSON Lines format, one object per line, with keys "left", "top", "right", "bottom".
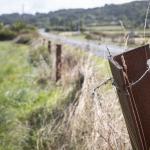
{"left": 0, "top": 0, "right": 136, "bottom": 14}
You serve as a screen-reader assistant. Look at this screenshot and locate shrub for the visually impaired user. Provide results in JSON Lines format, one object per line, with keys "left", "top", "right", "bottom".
{"left": 0, "top": 28, "right": 16, "bottom": 41}
{"left": 11, "top": 22, "right": 36, "bottom": 35}
{"left": 11, "top": 21, "right": 26, "bottom": 33}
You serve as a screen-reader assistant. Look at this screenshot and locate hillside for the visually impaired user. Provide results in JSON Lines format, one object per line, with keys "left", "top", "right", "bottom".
{"left": 0, "top": 1, "right": 149, "bottom": 28}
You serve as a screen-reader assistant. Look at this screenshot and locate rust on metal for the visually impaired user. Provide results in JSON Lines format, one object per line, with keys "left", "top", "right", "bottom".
{"left": 48, "top": 40, "right": 51, "bottom": 53}
{"left": 56, "top": 44, "right": 62, "bottom": 82}
{"left": 109, "top": 45, "right": 150, "bottom": 150}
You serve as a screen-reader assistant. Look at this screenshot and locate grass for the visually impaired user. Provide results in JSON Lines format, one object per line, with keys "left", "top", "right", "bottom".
{"left": 0, "top": 41, "right": 65, "bottom": 150}
{"left": 0, "top": 39, "right": 132, "bottom": 150}
{"left": 35, "top": 43, "right": 132, "bottom": 150}
{"left": 0, "top": 42, "right": 32, "bottom": 149}
{"left": 85, "top": 25, "right": 124, "bottom": 35}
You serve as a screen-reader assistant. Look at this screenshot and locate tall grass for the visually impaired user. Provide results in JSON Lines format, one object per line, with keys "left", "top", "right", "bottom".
{"left": 34, "top": 43, "right": 132, "bottom": 150}
{"left": 0, "top": 39, "right": 132, "bottom": 149}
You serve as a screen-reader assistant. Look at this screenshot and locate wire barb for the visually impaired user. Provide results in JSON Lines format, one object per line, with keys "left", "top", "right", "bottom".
{"left": 92, "top": 77, "right": 113, "bottom": 95}
{"left": 106, "top": 46, "right": 112, "bottom": 58}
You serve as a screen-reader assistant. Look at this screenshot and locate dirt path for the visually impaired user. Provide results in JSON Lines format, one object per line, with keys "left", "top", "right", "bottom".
{"left": 39, "top": 29, "right": 124, "bottom": 59}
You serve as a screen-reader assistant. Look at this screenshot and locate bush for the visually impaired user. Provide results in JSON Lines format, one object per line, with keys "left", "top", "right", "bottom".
{"left": 11, "top": 21, "right": 26, "bottom": 33}
{"left": 0, "top": 28, "right": 16, "bottom": 41}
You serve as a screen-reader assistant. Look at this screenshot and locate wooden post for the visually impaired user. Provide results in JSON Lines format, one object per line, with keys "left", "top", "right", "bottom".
{"left": 48, "top": 40, "right": 51, "bottom": 53}
{"left": 55, "top": 44, "right": 62, "bottom": 82}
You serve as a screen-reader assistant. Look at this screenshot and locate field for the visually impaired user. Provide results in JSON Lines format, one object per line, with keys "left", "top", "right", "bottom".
{"left": 58, "top": 25, "right": 150, "bottom": 47}
{"left": 0, "top": 39, "right": 132, "bottom": 149}
{"left": 86, "top": 25, "right": 123, "bottom": 33}
{"left": 0, "top": 41, "right": 65, "bottom": 149}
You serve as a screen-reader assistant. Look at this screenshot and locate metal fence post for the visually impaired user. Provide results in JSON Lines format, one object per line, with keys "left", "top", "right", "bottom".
{"left": 109, "top": 45, "right": 150, "bottom": 150}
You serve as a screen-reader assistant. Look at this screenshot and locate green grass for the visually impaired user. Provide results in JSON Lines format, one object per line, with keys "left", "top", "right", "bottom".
{"left": 0, "top": 42, "right": 64, "bottom": 150}
{"left": 86, "top": 25, "right": 150, "bottom": 36}
{"left": 86, "top": 25, "right": 123, "bottom": 31}
{"left": 0, "top": 39, "right": 112, "bottom": 150}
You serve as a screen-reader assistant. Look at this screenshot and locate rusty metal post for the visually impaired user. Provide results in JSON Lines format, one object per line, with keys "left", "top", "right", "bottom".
{"left": 48, "top": 40, "right": 51, "bottom": 53}
{"left": 55, "top": 44, "right": 62, "bottom": 82}
{"left": 109, "top": 45, "right": 150, "bottom": 150}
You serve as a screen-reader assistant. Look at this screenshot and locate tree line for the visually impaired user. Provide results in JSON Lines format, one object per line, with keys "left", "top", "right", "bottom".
{"left": 0, "top": 1, "right": 149, "bottom": 30}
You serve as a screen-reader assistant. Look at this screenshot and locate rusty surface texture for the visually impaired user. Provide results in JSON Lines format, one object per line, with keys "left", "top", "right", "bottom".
{"left": 109, "top": 45, "right": 150, "bottom": 150}
{"left": 56, "top": 44, "right": 62, "bottom": 82}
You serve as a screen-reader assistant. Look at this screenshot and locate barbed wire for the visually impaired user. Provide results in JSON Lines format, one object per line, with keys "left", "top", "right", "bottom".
{"left": 128, "top": 68, "right": 150, "bottom": 87}
{"left": 92, "top": 77, "right": 113, "bottom": 95}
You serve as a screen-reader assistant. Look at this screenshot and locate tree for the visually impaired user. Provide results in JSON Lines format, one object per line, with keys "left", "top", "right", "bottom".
{"left": 11, "top": 21, "right": 26, "bottom": 32}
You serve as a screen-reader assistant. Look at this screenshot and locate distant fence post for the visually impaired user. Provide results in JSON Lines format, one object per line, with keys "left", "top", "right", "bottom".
{"left": 55, "top": 44, "right": 62, "bottom": 82}
{"left": 48, "top": 40, "right": 51, "bottom": 53}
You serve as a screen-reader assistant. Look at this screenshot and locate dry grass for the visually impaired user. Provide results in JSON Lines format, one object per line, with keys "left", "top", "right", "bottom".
{"left": 33, "top": 42, "right": 132, "bottom": 150}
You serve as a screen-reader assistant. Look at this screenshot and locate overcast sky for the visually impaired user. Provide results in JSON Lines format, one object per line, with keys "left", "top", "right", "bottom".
{"left": 0, "top": 0, "right": 137, "bottom": 14}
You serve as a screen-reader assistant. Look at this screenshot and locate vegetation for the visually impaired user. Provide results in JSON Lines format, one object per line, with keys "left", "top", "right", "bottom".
{"left": 0, "top": 37, "right": 132, "bottom": 149}
{"left": 0, "top": 41, "right": 89, "bottom": 149}
{"left": 0, "top": 1, "right": 143, "bottom": 149}
{"left": 0, "top": 21, "right": 37, "bottom": 43}
{"left": 0, "top": 1, "right": 150, "bottom": 30}
{"left": 0, "top": 42, "right": 62, "bottom": 150}
{"left": 0, "top": 28, "right": 16, "bottom": 41}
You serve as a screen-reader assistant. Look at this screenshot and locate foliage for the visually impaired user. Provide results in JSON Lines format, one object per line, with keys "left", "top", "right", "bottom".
{"left": 0, "top": 1, "right": 149, "bottom": 29}
{"left": 0, "top": 41, "right": 85, "bottom": 150}
{"left": 0, "top": 21, "right": 37, "bottom": 41}
{"left": 0, "top": 28, "right": 16, "bottom": 41}
{"left": 0, "top": 42, "right": 61, "bottom": 150}
{"left": 11, "top": 21, "right": 26, "bottom": 32}
{"left": 11, "top": 21, "right": 36, "bottom": 33}
{"left": 0, "top": 38, "right": 132, "bottom": 150}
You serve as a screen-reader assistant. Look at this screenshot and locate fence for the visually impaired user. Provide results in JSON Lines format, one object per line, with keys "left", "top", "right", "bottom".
{"left": 45, "top": 37, "right": 150, "bottom": 150}
{"left": 109, "top": 45, "right": 150, "bottom": 150}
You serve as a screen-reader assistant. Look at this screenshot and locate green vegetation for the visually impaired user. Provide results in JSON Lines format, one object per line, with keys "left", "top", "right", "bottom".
{"left": 0, "top": 28, "right": 16, "bottom": 41}
{"left": 0, "top": 39, "right": 86, "bottom": 150}
{"left": 0, "top": 21, "right": 37, "bottom": 42}
{"left": 0, "top": 38, "right": 131, "bottom": 149}
{"left": 0, "top": 1, "right": 149, "bottom": 30}
{"left": 0, "top": 42, "right": 65, "bottom": 150}
{"left": 11, "top": 21, "right": 36, "bottom": 34}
